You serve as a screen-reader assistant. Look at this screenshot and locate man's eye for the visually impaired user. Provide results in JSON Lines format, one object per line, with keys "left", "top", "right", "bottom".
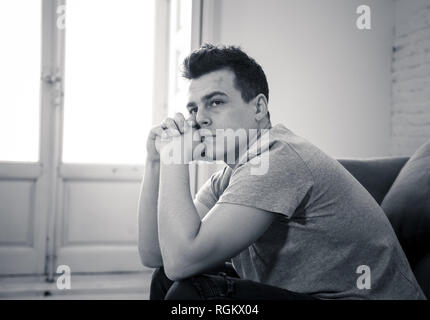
{"left": 189, "top": 108, "right": 197, "bottom": 115}
{"left": 211, "top": 100, "right": 223, "bottom": 107}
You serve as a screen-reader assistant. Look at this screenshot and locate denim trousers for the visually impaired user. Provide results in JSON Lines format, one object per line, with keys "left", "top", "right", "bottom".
{"left": 149, "top": 263, "right": 318, "bottom": 300}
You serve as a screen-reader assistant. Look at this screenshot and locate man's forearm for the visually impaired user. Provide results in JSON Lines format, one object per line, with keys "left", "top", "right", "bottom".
{"left": 137, "top": 158, "right": 162, "bottom": 267}
{"left": 158, "top": 162, "right": 201, "bottom": 276}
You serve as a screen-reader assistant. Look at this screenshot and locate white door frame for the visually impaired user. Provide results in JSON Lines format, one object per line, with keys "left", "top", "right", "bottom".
{"left": 0, "top": 0, "right": 62, "bottom": 276}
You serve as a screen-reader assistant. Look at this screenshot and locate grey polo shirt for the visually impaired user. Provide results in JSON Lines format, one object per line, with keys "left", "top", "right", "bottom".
{"left": 195, "top": 124, "right": 425, "bottom": 299}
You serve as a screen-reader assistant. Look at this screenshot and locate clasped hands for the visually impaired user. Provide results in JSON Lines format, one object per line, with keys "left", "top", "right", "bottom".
{"left": 147, "top": 112, "right": 207, "bottom": 164}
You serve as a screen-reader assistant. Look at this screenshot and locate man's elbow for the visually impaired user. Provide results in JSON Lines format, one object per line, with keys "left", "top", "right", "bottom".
{"left": 162, "top": 253, "right": 195, "bottom": 281}
{"left": 139, "top": 249, "right": 163, "bottom": 268}
{"left": 163, "top": 267, "right": 182, "bottom": 281}
{"left": 163, "top": 255, "right": 204, "bottom": 281}
{"left": 163, "top": 263, "right": 189, "bottom": 281}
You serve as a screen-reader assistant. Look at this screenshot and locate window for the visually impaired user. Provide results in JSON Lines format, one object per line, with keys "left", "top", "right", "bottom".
{"left": 0, "top": 0, "right": 41, "bottom": 162}
{"left": 0, "top": 0, "right": 197, "bottom": 277}
{"left": 167, "top": 0, "right": 193, "bottom": 116}
{"left": 62, "top": 0, "right": 156, "bottom": 164}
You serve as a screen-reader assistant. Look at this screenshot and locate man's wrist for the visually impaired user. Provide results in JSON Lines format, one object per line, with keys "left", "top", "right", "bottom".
{"left": 145, "top": 157, "right": 161, "bottom": 169}
{"left": 159, "top": 147, "right": 193, "bottom": 165}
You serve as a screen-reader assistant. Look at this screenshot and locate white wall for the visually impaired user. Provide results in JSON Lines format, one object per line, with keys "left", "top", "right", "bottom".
{"left": 391, "top": 0, "right": 430, "bottom": 156}
{"left": 207, "top": 0, "right": 394, "bottom": 158}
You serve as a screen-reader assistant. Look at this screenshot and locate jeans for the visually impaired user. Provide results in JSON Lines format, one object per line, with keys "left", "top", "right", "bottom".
{"left": 150, "top": 263, "right": 318, "bottom": 300}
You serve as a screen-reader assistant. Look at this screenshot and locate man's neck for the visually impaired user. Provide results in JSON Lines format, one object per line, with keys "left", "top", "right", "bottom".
{"left": 225, "top": 121, "right": 272, "bottom": 170}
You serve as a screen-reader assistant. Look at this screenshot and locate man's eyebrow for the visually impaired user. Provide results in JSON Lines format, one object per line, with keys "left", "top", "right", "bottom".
{"left": 186, "top": 91, "right": 228, "bottom": 109}
{"left": 202, "top": 91, "right": 228, "bottom": 101}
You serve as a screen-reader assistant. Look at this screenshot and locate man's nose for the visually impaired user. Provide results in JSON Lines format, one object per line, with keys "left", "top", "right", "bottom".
{"left": 195, "top": 110, "right": 211, "bottom": 128}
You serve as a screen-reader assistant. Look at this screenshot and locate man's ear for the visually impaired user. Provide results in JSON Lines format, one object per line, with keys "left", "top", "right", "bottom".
{"left": 253, "top": 94, "right": 269, "bottom": 121}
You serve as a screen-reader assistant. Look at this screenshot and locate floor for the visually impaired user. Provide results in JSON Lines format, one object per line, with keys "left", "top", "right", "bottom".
{"left": 0, "top": 270, "right": 152, "bottom": 300}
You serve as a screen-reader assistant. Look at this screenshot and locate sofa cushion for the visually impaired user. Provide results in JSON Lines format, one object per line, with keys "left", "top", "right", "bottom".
{"left": 381, "top": 140, "right": 430, "bottom": 268}
{"left": 414, "top": 252, "right": 430, "bottom": 299}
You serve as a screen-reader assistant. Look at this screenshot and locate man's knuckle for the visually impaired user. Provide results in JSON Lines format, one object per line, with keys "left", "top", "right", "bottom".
{"left": 174, "top": 112, "right": 185, "bottom": 119}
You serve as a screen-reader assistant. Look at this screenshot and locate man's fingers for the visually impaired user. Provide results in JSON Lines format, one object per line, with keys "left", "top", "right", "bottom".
{"left": 173, "top": 113, "right": 186, "bottom": 133}
{"left": 184, "top": 116, "right": 198, "bottom": 133}
{"left": 188, "top": 115, "right": 198, "bottom": 127}
{"left": 149, "top": 125, "right": 164, "bottom": 140}
{"left": 160, "top": 118, "right": 181, "bottom": 136}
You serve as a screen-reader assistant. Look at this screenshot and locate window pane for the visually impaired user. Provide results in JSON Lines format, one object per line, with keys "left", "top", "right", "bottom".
{"left": 0, "top": 0, "right": 41, "bottom": 162}
{"left": 62, "top": 0, "right": 155, "bottom": 164}
{"left": 167, "top": 0, "right": 192, "bottom": 116}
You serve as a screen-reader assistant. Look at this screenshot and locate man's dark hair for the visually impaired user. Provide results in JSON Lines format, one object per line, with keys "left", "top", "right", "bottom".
{"left": 182, "top": 44, "right": 269, "bottom": 103}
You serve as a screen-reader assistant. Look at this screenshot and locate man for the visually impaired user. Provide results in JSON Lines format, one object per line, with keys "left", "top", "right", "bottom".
{"left": 138, "top": 44, "right": 426, "bottom": 300}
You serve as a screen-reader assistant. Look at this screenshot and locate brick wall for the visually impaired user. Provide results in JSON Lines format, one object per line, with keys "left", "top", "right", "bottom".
{"left": 392, "top": 0, "right": 430, "bottom": 156}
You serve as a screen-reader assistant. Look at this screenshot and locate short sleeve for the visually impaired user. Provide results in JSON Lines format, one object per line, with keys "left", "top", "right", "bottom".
{"left": 194, "top": 166, "right": 230, "bottom": 210}
{"left": 217, "top": 142, "right": 314, "bottom": 218}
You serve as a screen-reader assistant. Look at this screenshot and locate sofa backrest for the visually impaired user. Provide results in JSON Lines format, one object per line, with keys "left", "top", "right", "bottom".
{"left": 338, "top": 157, "right": 409, "bottom": 204}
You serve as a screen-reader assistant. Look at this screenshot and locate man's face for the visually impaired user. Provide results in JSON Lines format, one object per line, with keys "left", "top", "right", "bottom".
{"left": 186, "top": 68, "right": 258, "bottom": 163}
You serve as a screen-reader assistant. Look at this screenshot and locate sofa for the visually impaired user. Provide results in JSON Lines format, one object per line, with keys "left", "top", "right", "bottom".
{"left": 338, "top": 140, "right": 430, "bottom": 299}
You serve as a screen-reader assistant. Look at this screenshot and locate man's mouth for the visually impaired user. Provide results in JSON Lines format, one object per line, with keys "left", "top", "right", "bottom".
{"left": 200, "top": 136, "right": 215, "bottom": 158}
{"left": 201, "top": 135, "right": 216, "bottom": 142}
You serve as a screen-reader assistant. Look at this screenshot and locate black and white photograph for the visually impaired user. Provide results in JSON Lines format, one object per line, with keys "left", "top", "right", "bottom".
{"left": 0, "top": 0, "right": 429, "bottom": 305}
